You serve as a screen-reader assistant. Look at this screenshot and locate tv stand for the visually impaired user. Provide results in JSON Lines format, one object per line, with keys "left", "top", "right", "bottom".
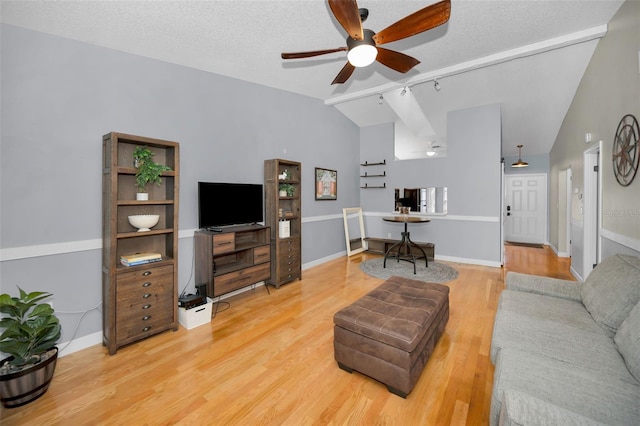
{"left": 194, "top": 225, "right": 271, "bottom": 298}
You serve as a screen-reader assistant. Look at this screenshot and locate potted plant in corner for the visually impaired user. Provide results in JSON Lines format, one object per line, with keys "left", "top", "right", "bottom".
{"left": 133, "top": 146, "right": 172, "bottom": 200}
{"left": 0, "top": 287, "right": 61, "bottom": 408}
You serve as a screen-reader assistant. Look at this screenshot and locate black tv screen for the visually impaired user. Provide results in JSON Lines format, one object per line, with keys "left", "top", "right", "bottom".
{"left": 198, "top": 182, "right": 263, "bottom": 228}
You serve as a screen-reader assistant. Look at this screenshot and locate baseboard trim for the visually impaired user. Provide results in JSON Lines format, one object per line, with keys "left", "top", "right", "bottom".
{"left": 548, "top": 243, "right": 570, "bottom": 258}
{"left": 601, "top": 228, "right": 640, "bottom": 252}
{"left": 58, "top": 331, "right": 103, "bottom": 358}
{"left": 434, "top": 254, "right": 502, "bottom": 268}
{"left": 303, "top": 251, "right": 346, "bottom": 269}
{"left": 570, "top": 266, "right": 584, "bottom": 282}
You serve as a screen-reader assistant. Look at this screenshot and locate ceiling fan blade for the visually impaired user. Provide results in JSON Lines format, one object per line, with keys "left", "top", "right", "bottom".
{"left": 281, "top": 47, "right": 347, "bottom": 59}
{"left": 375, "top": 47, "right": 420, "bottom": 73}
{"left": 331, "top": 61, "right": 356, "bottom": 85}
{"left": 328, "top": 0, "right": 363, "bottom": 40}
{"left": 373, "top": 0, "right": 451, "bottom": 45}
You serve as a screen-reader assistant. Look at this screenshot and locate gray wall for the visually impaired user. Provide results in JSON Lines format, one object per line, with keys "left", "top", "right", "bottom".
{"left": 359, "top": 103, "right": 503, "bottom": 265}
{"left": 0, "top": 24, "right": 360, "bottom": 348}
{"left": 549, "top": 0, "right": 640, "bottom": 265}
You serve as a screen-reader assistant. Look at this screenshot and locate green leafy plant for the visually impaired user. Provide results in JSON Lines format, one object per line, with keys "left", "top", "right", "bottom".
{"left": 133, "top": 146, "right": 172, "bottom": 193}
{"left": 0, "top": 287, "right": 61, "bottom": 369}
{"left": 279, "top": 183, "right": 295, "bottom": 197}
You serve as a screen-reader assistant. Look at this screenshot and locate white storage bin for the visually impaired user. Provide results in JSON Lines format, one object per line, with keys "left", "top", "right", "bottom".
{"left": 279, "top": 220, "right": 290, "bottom": 238}
{"left": 178, "top": 299, "right": 212, "bottom": 330}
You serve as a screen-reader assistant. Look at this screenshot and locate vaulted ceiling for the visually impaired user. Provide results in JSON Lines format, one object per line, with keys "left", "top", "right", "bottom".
{"left": 1, "top": 0, "right": 624, "bottom": 157}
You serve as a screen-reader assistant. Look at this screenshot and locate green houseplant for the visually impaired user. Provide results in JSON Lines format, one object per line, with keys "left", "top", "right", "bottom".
{"left": 133, "top": 146, "right": 172, "bottom": 200}
{"left": 278, "top": 183, "right": 295, "bottom": 197}
{"left": 0, "top": 287, "right": 61, "bottom": 408}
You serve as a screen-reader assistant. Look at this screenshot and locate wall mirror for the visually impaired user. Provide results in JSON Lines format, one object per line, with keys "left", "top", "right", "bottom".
{"left": 394, "top": 187, "right": 448, "bottom": 214}
{"left": 343, "top": 207, "right": 367, "bottom": 256}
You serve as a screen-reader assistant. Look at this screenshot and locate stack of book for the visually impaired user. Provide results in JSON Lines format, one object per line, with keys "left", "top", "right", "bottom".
{"left": 120, "top": 252, "right": 162, "bottom": 267}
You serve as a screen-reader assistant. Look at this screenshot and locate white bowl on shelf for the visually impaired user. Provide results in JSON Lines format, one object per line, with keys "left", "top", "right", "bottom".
{"left": 128, "top": 215, "right": 159, "bottom": 232}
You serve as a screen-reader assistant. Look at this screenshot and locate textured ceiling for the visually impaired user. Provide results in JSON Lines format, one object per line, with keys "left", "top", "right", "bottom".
{"left": 1, "top": 0, "right": 625, "bottom": 157}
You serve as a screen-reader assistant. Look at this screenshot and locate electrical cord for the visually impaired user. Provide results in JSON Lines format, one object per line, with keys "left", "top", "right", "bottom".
{"left": 211, "top": 297, "right": 230, "bottom": 320}
{"left": 179, "top": 234, "right": 197, "bottom": 297}
{"left": 55, "top": 302, "right": 102, "bottom": 354}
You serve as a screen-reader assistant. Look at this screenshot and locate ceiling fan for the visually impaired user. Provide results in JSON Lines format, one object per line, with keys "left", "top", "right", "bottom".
{"left": 281, "top": 0, "right": 451, "bottom": 85}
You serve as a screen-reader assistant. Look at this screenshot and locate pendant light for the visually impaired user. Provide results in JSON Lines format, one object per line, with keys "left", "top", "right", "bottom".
{"left": 511, "top": 144, "right": 529, "bottom": 168}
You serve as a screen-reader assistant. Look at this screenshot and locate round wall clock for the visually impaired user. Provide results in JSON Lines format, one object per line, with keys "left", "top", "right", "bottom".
{"left": 612, "top": 114, "right": 639, "bottom": 187}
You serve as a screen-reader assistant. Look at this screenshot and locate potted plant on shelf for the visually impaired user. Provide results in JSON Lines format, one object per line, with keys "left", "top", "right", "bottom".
{"left": 279, "top": 183, "right": 295, "bottom": 197}
{"left": 133, "top": 146, "right": 172, "bottom": 200}
{"left": 0, "top": 287, "right": 61, "bottom": 408}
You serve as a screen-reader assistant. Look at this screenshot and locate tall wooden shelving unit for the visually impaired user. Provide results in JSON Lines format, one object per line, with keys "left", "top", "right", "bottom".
{"left": 264, "top": 159, "right": 302, "bottom": 288}
{"left": 102, "top": 132, "right": 179, "bottom": 355}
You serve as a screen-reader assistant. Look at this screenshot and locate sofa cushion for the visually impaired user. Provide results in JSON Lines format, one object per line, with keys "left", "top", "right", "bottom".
{"left": 495, "top": 290, "right": 606, "bottom": 334}
{"left": 490, "top": 291, "right": 636, "bottom": 384}
{"left": 615, "top": 301, "right": 640, "bottom": 382}
{"left": 505, "top": 271, "right": 582, "bottom": 302}
{"left": 580, "top": 254, "right": 640, "bottom": 336}
{"left": 491, "top": 290, "right": 609, "bottom": 363}
{"left": 491, "top": 348, "right": 640, "bottom": 426}
{"left": 499, "top": 389, "right": 606, "bottom": 426}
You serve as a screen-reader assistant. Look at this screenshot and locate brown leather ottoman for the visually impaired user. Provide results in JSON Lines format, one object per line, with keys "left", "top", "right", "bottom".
{"left": 333, "top": 275, "right": 449, "bottom": 398}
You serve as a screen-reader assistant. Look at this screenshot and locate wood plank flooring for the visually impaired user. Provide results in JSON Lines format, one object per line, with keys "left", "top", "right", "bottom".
{"left": 1, "top": 245, "right": 572, "bottom": 425}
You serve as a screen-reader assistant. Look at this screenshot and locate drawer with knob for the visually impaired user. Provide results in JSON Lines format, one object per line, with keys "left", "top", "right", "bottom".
{"left": 116, "top": 293, "right": 173, "bottom": 324}
{"left": 115, "top": 264, "right": 175, "bottom": 339}
{"left": 116, "top": 311, "right": 174, "bottom": 346}
{"left": 253, "top": 245, "right": 270, "bottom": 264}
{"left": 212, "top": 233, "right": 235, "bottom": 255}
{"left": 277, "top": 269, "right": 300, "bottom": 284}
{"left": 116, "top": 265, "right": 174, "bottom": 298}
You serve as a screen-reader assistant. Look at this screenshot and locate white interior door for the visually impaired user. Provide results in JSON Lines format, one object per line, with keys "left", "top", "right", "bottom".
{"left": 557, "top": 168, "right": 572, "bottom": 257}
{"left": 505, "top": 174, "right": 547, "bottom": 244}
{"left": 583, "top": 143, "right": 601, "bottom": 279}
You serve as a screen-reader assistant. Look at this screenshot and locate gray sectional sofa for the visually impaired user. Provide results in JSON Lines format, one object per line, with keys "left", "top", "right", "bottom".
{"left": 490, "top": 254, "right": 640, "bottom": 425}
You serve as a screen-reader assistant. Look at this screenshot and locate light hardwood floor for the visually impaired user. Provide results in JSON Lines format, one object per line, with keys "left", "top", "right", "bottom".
{"left": 1, "top": 245, "right": 572, "bottom": 425}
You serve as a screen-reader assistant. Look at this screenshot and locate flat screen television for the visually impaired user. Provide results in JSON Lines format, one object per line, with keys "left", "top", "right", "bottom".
{"left": 198, "top": 182, "right": 263, "bottom": 228}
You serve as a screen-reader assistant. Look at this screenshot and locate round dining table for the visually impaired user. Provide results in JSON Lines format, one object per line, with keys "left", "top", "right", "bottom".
{"left": 382, "top": 215, "right": 431, "bottom": 274}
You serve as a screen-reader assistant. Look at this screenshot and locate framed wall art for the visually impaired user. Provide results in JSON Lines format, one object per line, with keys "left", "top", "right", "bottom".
{"left": 315, "top": 167, "right": 337, "bottom": 200}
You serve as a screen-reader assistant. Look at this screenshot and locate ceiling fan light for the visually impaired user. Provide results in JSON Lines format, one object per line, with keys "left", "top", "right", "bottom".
{"left": 348, "top": 44, "right": 377, "bottom": 67}
{"left": 426, "top": 150, "right": 437, "bottom": 157}
{"left": 346, "top": 28, "right": 377, "bottom": 68}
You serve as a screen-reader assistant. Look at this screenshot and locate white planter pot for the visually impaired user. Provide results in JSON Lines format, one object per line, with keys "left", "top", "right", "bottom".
{"left": 279, "top": 190, "right": 287, "bottom": 197}
{"left": 136, "top": 193, "right": 149, "bottom": 201}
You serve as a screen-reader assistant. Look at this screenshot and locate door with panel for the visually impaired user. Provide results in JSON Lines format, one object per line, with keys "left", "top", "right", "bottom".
{"left": 505, "top": 174, "right": 547, "bottom": 245}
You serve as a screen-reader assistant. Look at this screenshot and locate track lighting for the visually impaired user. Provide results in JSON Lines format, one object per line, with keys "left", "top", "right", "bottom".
{"left": 434, "top": 79, "right": 440, "bottom": 91}
{"left": 378, "top": 94, "right": 384, "bottom": 104}
{"left": 400, "top": 86, "right": 410, "bottom": 96}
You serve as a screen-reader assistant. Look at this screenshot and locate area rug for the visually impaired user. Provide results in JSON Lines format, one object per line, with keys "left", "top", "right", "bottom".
{"left": 360, "top": 258, "right": 459, "bottom": 283}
